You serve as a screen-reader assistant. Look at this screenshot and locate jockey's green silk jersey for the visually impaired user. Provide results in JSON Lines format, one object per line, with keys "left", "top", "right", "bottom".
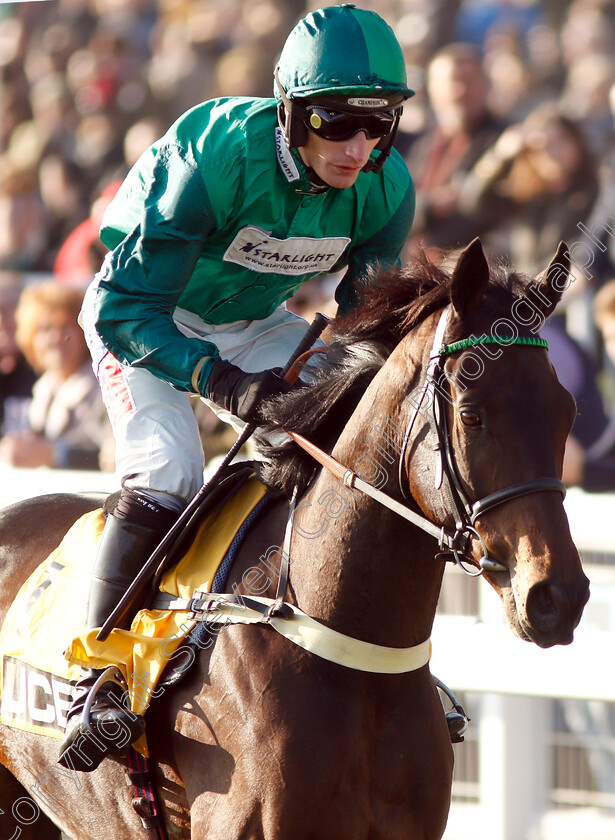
{"left": 95, "top": 96, "right": 415, "bottom": 394}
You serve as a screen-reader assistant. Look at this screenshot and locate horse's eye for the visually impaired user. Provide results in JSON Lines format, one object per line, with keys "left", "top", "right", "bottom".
{"left": 460, "top": 409, "right": 481, "bottom": 427}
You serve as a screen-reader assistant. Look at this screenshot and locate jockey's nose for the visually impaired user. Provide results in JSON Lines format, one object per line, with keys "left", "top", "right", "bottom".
{"left": 344, "top": 130, "right": 369, "bottom": 161}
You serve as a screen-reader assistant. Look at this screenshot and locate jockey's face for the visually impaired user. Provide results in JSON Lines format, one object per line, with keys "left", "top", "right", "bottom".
{"left": 298, "top": 130, "right": 380, "bottom": 189}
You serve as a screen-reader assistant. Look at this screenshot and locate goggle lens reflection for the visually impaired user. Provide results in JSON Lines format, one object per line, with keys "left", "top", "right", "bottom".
{"left": 304, "top": 107, "right": 396, "bottom": 141}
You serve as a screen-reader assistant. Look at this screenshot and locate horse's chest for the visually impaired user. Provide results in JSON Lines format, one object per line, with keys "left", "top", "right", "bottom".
{"left": 178, "top": 632, "right": 452, "bottom": 839}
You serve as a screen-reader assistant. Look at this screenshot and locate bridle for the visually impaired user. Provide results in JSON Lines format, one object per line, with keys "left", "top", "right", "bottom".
{"left": 397, "top": 305, "right": 566, "bottom": 574}
{"left": 287, "top": 306, "right": 566, "bottom": 576}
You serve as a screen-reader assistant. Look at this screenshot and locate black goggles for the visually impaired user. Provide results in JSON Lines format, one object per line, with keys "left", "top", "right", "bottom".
{"left": 303, "top": 106, "right": 397, "bottom": 141}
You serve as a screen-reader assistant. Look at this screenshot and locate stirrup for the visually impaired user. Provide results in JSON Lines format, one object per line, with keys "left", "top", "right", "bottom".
{"left": 433, "top": 675, "right": 470, "bottom": 743}
{"left": 80, "top": 666, "right": 132, "bottom": 735}
{"left": 59, "top": 666, "right": 145, "bottom": 772}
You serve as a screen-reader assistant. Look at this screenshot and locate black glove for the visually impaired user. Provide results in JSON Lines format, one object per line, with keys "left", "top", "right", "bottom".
{"left": 206, "top": 360, "right": 292, "bottom": 425}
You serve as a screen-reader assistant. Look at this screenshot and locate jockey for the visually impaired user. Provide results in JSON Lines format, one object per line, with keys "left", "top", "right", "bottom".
{"left": 59, "top": 4, "right": 416, "bottom": 771}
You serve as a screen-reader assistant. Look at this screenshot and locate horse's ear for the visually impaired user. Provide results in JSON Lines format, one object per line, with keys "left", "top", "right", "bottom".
{"left": 532, "top": 241, "right": 569, "bottom": 317}
{"left": 450, "top": 237, "right": 490, "bottom": 319}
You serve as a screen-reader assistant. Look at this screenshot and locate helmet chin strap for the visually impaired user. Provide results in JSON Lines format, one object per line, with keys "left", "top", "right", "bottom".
{"left": 298, "top": 166, "right": 329, "bottom": 194}
{"left": 291, "top": 125, "right": 398, "bottom": 192}
{"left": 362, "top": 111, "right": 401, "bottom": 174}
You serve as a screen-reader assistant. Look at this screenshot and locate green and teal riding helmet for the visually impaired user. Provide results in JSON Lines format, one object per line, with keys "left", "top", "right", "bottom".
{"left": 274, "top": 4, "right": 415, "bottom": 174}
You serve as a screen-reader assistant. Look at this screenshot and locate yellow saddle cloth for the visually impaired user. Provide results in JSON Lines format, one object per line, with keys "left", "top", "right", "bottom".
{"left": 0, "top": 477, "right": 267, "bottom": 743}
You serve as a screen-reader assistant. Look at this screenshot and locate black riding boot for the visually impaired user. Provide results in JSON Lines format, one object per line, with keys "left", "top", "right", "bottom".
{"left": 58, "top": 498, "right": 178, "bottom": 771}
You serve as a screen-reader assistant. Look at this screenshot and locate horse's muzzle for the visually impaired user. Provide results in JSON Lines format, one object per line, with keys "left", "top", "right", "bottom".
{"left": 522, "top": 577, "right": 590, "bottom": 648}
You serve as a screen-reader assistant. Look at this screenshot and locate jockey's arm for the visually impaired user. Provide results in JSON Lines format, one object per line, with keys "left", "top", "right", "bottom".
{"left": 94, "top": 143, "right": 222, "bottom": 394}
{"left": 334, "top": 176, "right": 415, "bottom": 317}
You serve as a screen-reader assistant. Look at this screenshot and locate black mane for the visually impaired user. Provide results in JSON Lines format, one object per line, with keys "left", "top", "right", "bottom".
{"left": 258, "top": 253, "right": 526, "bottom": 497}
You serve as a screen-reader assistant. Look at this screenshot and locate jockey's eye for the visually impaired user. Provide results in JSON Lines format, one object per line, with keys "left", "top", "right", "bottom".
{"left": 460, "top": 409, "right": 481, "bottom": 427}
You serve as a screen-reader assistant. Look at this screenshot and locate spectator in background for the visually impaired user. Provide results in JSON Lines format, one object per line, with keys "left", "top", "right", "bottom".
{"left": 482, "top": 31, "right": 541, "bottom": 122}
{"left": 212, "top": 42, "right": 278, "bottom": 98}
{"left": 0, "top": 272, "right": 37, "bottom": 433}
{"left": 404, "top": 43, "right": 506, "bottom": 256}
{"left": 0, "top": 162, "right": 47, "bottom": 272}
{"left": 52, "top": 118, "right": 159, "bottom": 288}
{"left": 122, "top": 116, "right": 166, "bottom": 171}
{"left": 458, "top": 102, "right": 599, "bottom": 274}
{"left": 38, "top": 153, "right": 90, "bottom": 268}
{"left": 560, "top": 52, "right": 615, "bottom": 158}
{"left": 574, "top": 79, "right": 615, "bottom": 289}
{"left": 562, "top": 279, "right": 615, "bottom": 491}
{"left": 27, "top": 71, "right": 76, "bottom": 165}
{"left": 542, "top": 314, "right": 609, "bottom": 449}
{"left": 595, "top": 280, "right": 615, "bottom": 376}
{"left": 455, "top": 0, "right": 544, "bottom": 48}
{"left": 146, "top": 12, "right": 218, "bottom": 116}
{"left": 0, "top": 282, "right": 112, "bottom": 470}
{"left": 559, "top": 0, "right": 615, "bottom": 70}
{"left": 54, "top": 180, "right": 121, "bottom": 288}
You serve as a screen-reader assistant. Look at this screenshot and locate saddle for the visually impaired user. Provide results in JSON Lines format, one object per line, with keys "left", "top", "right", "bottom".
{"left": 0, "top": 462, "right": 276, "bottom": 748}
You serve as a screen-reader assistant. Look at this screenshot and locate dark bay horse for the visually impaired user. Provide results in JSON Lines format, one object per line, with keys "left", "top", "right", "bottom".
{"left": 0, "top": 240, "right": 589, "bottom": 840}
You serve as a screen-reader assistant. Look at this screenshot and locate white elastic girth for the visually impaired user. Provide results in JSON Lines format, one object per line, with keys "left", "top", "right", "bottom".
{"left": 204, "top": 595, "right": 431, "bottom": 674}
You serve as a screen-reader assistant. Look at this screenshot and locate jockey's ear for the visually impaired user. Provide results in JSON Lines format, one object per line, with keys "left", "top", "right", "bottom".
{"left": 532, "top": 241, "right": 569, "bottom": 318}
{"left": 450, "top": 237, "right": 489, "bottom": 319}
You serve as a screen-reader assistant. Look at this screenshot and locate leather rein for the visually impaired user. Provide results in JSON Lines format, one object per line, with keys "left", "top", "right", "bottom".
{"left": 286, "top": 306, "right": 566, "bottom": 576}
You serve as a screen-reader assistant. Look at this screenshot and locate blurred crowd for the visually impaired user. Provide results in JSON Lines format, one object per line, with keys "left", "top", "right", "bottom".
{"left": 2, "top": 0, "right": 615, "bottom": 491}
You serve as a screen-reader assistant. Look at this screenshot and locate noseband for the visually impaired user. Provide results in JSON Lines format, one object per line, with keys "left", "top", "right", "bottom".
{"left": 397, "top": 306, "right": 566, "bottom": 575}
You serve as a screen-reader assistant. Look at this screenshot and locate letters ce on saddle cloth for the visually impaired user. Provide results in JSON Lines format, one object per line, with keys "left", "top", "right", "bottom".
{"left": 0, "top": 477, "right": 430, "bottom": 754}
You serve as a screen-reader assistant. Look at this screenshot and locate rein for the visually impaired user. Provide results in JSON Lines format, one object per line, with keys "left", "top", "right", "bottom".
{"left": 287, "top": 306, "right": 566, "bottom": 576}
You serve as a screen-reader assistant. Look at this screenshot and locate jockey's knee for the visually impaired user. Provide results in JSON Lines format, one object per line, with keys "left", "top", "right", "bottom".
{"left": 116, "top": 407, "right": 205, "bottom": 505}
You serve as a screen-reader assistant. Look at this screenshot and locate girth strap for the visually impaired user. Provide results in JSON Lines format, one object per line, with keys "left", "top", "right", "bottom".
{"left": 153, "top": 592, "right": 431, "bottom": 674}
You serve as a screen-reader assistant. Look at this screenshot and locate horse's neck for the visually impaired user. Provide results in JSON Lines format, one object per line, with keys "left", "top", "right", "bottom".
{"left": 288, "top": 353, "right": 443, "bottom": 649}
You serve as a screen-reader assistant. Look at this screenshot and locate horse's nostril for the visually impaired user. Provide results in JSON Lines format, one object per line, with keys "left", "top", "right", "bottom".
{"left": 526, "top": 582, "right": 569, "bottom": 633}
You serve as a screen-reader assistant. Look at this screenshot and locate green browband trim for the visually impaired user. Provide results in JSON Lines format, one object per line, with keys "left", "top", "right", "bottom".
{"left": 440, "top": 336, "right": 549, "bottom": 356}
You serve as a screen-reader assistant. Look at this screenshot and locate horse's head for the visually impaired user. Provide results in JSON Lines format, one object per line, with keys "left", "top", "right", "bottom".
{"left": 400, "top": 239, "right": 589, "bottom": 648}
{"left": 259, "top": 239, "right": 589, "bottom": 647}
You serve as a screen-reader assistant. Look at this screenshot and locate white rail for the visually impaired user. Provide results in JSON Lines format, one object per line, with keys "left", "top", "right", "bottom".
{"left": 434, "top": 486, "right": 615, "bottom": 840}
